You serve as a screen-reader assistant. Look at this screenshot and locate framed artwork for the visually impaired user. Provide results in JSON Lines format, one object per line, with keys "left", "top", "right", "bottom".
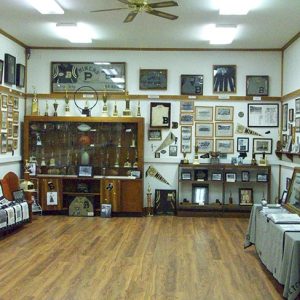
{"left": 195, "top": 138, "right": 214, "bottom": 153}
{"left": 150, "top": 102, "right": 171, "bottom": 128}
{"left": 246, "top": 75, "right": 269, "bottom": 96}
{"left": 289, "top": 108, "right": 294, "bottom": 122}
{"left": 0, "top": 60, "right": 3, "bottom": 84}
{"left": 195, "top": 106, "right": 213, "bottom": 121}
{"left": 7, "top": 139, "right": 13, "bottom": 152}
{"left": 13, "top": 111, "right": 19, "bottom": 124}
{"left": 180, "top": 112, "right": 194, "bottom": 125}
{"left": 239, "top": 188, "right": 253, "bottom": 206}
{"left": 282, "top": 103, "right": 288, "bottom": 131}
{"left": 257, "top": 174, "right": 268, "bottom": 182}
{"left": 7, "top": 105, "right": 13, "bottom": 119}
{"left": 28, "top": 162, "right": 37, "bottom": 176}
{"left": 154, "top": 189, "right": 176, "bottom": 215}
{"left": 211, "top": 173, "right": 222, "bottom": 181}
{"left": 148, "top": 129, "right": 162, "bottom": 140}
{"left": 215, "top": 139, "right": 234, "bottom": 153}
{"left": 77, "top": 165, "right": 94, "bottom": 177}
{"left": 13, "top": 97, "right": 19, "bottom": 110}
{"left": 215, "top": 122, "right": 233, "bottom": 137}
{"left": 295, "top": 117, "right": 300, "bottom": 133}
{"left": 192, "top": 184, "right": 209, "bottom": 205}
{"left": 181, "top": 126, "right": 192, "bottom": 153}
{"left": 226, "top": 173, "right": 236, "bottom": 182}
{"left": 7, "top": 121, "right": 13, "bottom": 138}
{"left": 237, "top": 137, "right": 249, "bottom": 152}
{"left": 139, "top": 69, "right": 167, "bottom": 90}
{"left": 1, "top": 133, "right": 7, "bottom": 153}
{"left": 241, "top": 171, "right": 250, "bottom": 182}
{"left": 1, "top": 111, "right": 7, "bottom": 130}
{"left": 195, "top": 122, "right": 214, "bottom": 138}
{"left": 253, "top": 138, "right": 273, "bottom": 154}
{"left": 296, "top": 98, "right": 300, "bottom": 114}
{"left": 181, "top": 172, "right": 192, "bottom": 180}
{"left": 248, "top": 103, "right": 279, "bottom": 127}
{"left": 180, "top": 101, "right": 194, "bottom": 112}
{"left": 4, "top": 54, "right": 16, "bottom": 85}
{"left": 180, "top": 74, "right": 203, "bottom": 95}
{"left": 213, "top": 65, "right": 236, "bottom": 93}
{"left": 215, "top": 106, "right": 234, "bottom": 121}
{"left": 1, "top": 94, "right": 7, "bottom": 109}
{"left": 169, "top": 145, "right": 178, "bottom": 157}
{"left": 13, "top": 139, "right": 18, "bottom": 150}
{"left": 16, "top": 64, "right": 25, "bottom": 87}
{"left": 8, "top": 95, "right": 13, "bottom": 105}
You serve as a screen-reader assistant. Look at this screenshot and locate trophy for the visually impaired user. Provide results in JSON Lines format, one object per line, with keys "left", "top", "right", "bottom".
{"left": 114, "top": 149, "right": 120, "bottom": 168}
{"left": 136, "top": 101, "right": 141, "bottom": 117}
{"left": 130, "top": 133, "right": 136, "bottom": 148}
{"left": 146, "top": 184, "right": 153, "bottom": 216}
{"left": 182, "top": 151, "right": 189, "bottom": 164}
{"left": 49, "top": 152, "right": 56, "bottom": 167}
{"left": 44, "top": 100, "right": 49, "bottom": 116}
{"left": 123, "top": 91, "right": 132, "bottom": 116}
{"left": 124, "top": 152, "right": 132, "bottom": 168}
{"left": 31, "top": 87, "right": 39, "bottom": 116}
{"left": 64, "top": 88, "right": 71, "bottom": 116}
{"left": 229, "top": 191, "right": 233, "bottom": 204}
{"left": 101, "top": 92, "right": 109, "bottom": 117}
{"left": 258, "top": 152, "right": 267, "bottom": 166}
{"left": 112, "top": 101, "right": 119, "bottom": 117}
{"left": 193, "top": 145, "right": 200, "bottom": 165}
{"left": 53, "top": 100, "right": 58, "bottom": 116}
{"left": 36, "top": 133, "right": 42, "bottom": 146}
{"left": 251, "top": 153, "right": 257, "bottom": 165}
{"left": 133, "top": 150, "right": 138, "bottom": 168}
{"left": 210, "top": 151, "right": 220, "bottom": 164}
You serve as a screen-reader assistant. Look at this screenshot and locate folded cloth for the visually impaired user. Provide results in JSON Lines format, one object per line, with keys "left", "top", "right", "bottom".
{"left": 268, "top": 213, "right": 300, "bottom": 224}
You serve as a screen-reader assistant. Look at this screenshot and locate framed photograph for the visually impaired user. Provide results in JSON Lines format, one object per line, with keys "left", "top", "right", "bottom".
{"left": 296, "top": 98, "right": 300, "bottom": 114}
{"left": 13, "top": 125, "right": 18, "bottom": 138}
{"left": 215, "top": 139, "right": 234, "bottom": 154}
{"left": 77, "top": 165, "right": 93, "bottom": 177}
{"left": 47, "top": 191, "right": 58, "bottom": 206}
{"left": 215, "top": 106, "right": 234, "bottom": 121}
{"left": 180, "top": 101, "right": 194, "bottom": 112}
{"left": 13, "top": 139, "right": 18, "bottom": 150}
{"left": 248, "top": 103, "right": 279, "bottom": 127}
{"left": 150, "top": 102, "right": 171, "bottom": 128}
{"left": 0, "top": 60, "right": 3, "bottom": 84}
{"left": 195, "top": 122, "right": 213, "bottom": 138}
{"left": 7, "top": 139, "right": 13, "bottom": 152}
{"left": 16, "top": 64, "right": 25, "bottom": 87}
{"left": 7, "top": 105, "right": 13, "bottom": 119}
{"left": 295, "top": 117, "right": 300, "bottom": 132}
{"left": 4, "top": 53, "right": 16, "bottom": 85}
{"left": 246, "top": 75, "right": 269, "bottom": 96}
{"left": 211, "top": 172, "right": 222, "bottom": 181}
{"left": 8, "top": 95, "right": 13, "bottom": 105}
{"left": 51, "top": 62, "right": 126, "bottom": 92}
{"left": 13, "top": 97, "right": 19, "bottom": 110}
{"left": 237, "top": 137, "right": 249, "bottom": 152}
{"left": 192, "top": 184, "right": 209, "bottom": 205}
{"left": 154, "top": 189, "right": 176, "bottom": 215}
{"left": 289, "top": 108, "right": 294, "bottom": 122}
{"left": 169, "top": 145, "right": 178, "bottom": 157}
{"left": 1, "top": 133, "right": 7, "bottom": 153}
{"left": 215, "top": 122, "right": 233, "bottom": 137}
{"left": 280, "top": 190, "right": 288, "bottom": 205}
{"left": 1, "top": 94, "right": 7, "bottom": 109}
{"left": 139, "top": 69, "right": 167, "bottom": 90}
{"left": 282, "top": 103, "right": 288, "bottom": 131}
{"left": 195, "top": 106, "right": 213, "bottom": 121}
{"left": 7, "top": 121, "right": 13, "bottom": 138}
{"left": 253, "top": 138, "right": 273, "bottom": 154}
{"left": 213, "top": 65, "right": 236, "bottom": 93}
{"left": 241, "top": 171, "right": 250, "bottom": 182}
{"left": 180, "top": 112, "right": 194, "bottom": 125}
{"left": 1, "top": 111, "right": 7, "bottom": 130}
{"left": 180, "top": 74, "right": 203, "bottom": 95}
{"left": 239, "top": 188, "right": 253, "bottom": 206}
{"left": 195, "top": 138, "right": 214, "bottom": 153}
{"left": 286, "top": 177, "right": 291, "bottom": 191}
{"left": 28, "top": 162, "right": 37, "bottom": 176}
{"left": 155, "top": 152, "right": 160, "bottom": 158}
{"left": 257, "top": 174, "right": 268, "bottom": 182}
{"left": 181, "top": 126, "right": 192, "bottom": 153}
{"left": 13, "top": 111, "right": 19, "bottom": 124}
{"left": 181, "top": 172, "right": 192, "bottom": 180}
{"left": 226, "top": 173, "right": 236, "bottom": 182}
{"left": 148, "top": 129, "right": 162, "bottom": 141}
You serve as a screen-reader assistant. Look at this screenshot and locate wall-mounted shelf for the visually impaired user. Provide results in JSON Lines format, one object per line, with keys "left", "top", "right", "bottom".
{"left": 275, "top": 150, "right": 300, "bottom": 161}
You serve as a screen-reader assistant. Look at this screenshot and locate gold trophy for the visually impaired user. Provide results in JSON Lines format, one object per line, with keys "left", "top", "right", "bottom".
{"left": 136, "top": 101, "right": 141, "bottom": 117}
{"left": 64, "top": 88, "right": 71, "bottom": 116}
{"left": 133, "top": 150, "right": 138, "bottom": 168}
{"left": 123, "top": 91, "right": 132, "bottom": 116}
{"left": 112, "top": 101, "right": 119, "bottom": 117}
{"left": 124, "top": 152, "right": 132, "bottom": 168}
{"left": 101, "top": 92, "right": 109, "bottom": 117}
{"left": 193, "top": 145, "right": 200, "bottom": 165}
{"left": 53, "top": 100, "right": 58, "bottom": 116}
{"left": 44, "top": 100, "right": 49, "bottom": 116}
{"left": 130, "top": 133, "right": 136, "bottom": 148}
{"left": 31, "top": 87, "right": 39, "bottom": 115}
{"left": 114, "top": 149, "right": 120, "bottom": 168}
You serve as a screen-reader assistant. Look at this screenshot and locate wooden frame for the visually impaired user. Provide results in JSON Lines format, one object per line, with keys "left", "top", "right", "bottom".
{"left": 195, "top": 138, "right": 214, "bottom": 153}
{"left": 239, "top": 188, "right": 253, "bottom": 206}
{"left": 0, "top": 60, "right": 3, "bottom": 84}
{"left": 1, "top": 111, "right": 7, "bottom": 130}
{"left": 13, "top": 97, "right": 19, "bottom": 110}
{"left": 181, "top": 126, "right": 192, "bottom": 153}
{"left": 282, "top": 103, "right": 288, "bottom": 131}
{"left": 195, "top": 106, "right": 213, "bottom": 121}
{"left": 215, "top": 122, "right": 233, "bottom": 137}
{"left": 150, "top": 102, "right": 171, "bottom": 128}
{"left": 296, "top": 98, "right": 300, "bottom": 114}
{"left": 237, "top": 137, "right": 249, "bottom": 152}
{"left": 4, "top": 53, "right": 16, "bottom": 85}
{"left": 213, "top": 65, "right": 236, "bottom": 93}
{"left": 180, "top": 101, "right": 194, "bottom": 112}
{"left": 148, "top": 129, "right": 162, "bottom": 141}
{"left": 215, "top": 139, "right": 234, "bottom": 154}
{"left": 1, "top": 94, "right": 7, "bottom": 109}
{"left": 253, "top": 138, "right": 273, "bottom": 154}
{"left": 180, "top": 112, "right": 194, "bottom": 125}
{"left": 215, "top": 106, "right": 234, "bottom": 121}
{"left": 246, "top": 75, "right": 269, "bottom": 96}
{"left": 248, "top": 103, "right": 279, "bottom": 127}
{"left": 139, "top": 69, "right": 167, "bottom": 90}
{"left": 1, "top": 133, "right": 7, "bottom": 153}
{"left": 295, "top": 117, "right": 300, "bottom": 132}
{"left": 180, "top": 74, "right": 203, "bottom": 95}
{"left": 16, "top": 64, "right": 25, "bottom": 87}
{"left": 195, "top": 122, "right": 213, "bottom": 138}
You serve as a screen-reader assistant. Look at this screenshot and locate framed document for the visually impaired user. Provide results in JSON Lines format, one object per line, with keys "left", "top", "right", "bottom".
{"left": 248, "top": 103, "right": 279, "bottom": 127}
{"left": 246, "top": 75, "right": 269, "bottom": 96}
{"left": 150, "top": 102, "right": 171, "bottom": 128}
{"left": 181, "top": 126, "right": 192, "bottom": 153}
{"left": 195, "top": 106, "right": 213, "bottom": 121}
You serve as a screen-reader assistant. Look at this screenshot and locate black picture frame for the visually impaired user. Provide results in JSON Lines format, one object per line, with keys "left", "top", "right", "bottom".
{"left": 139, "top": 69, "right": 167, "bottom": 90}
{"left": 180, "top": 74, "right": 203, "bottom": 95}
{"left": 226, "top": 173, "right": 236, "bottom": 182}
{"left": 0, "top": 60, "right": 3, "bottom": 84}
{"left": 241, "top": 171, "right": 250, "bottom": 182}
{"left": 16, "top": 64, "right": 25, "bottom": 87}
{"left": 4, "top": 53, "right": 16, "bottom": 85}
{"left": 289, "top": 108, "right": 294, "bottom": 122}
{"left": 239, "top": 188, "right": 253, "bottom": 206}
{"left": 181, "top": 172, "right": 192, "bottom": 180}
{"left": 211, "top": 172, "right": 222, "bottom": 181}
{"left": 148, "top": 129, "right": 162, "bottom": 140}
{"left": 246, "top": 75, "right": 269, "bottom": 96}
{"left": 257, "top": 174, "right": 268, "bottom": 182}
{"left": 248, "top": 103, "right": 279, "bottom": 127}
{"left": 213, "top": 65, "right": 236, "bottom": 93}
{"left": 280, "top": 190, "right": 288, "bottom": 205}
{"left": 150, "top": 102, "right": 171, "bottom": 128}
{"left": 237, "top": 137, "right": 249, "bottom": 152}
{"left": 77, "top": 165, "right": 94, "bottom": 177}
{"left": 253, "top": 138, "right": 273, "bottom": 154}
{"left": 169, "top": 145, "right": 178, "bottom": 157}
{"left": 154, "top": 189, "right": 176, "bottom": 215}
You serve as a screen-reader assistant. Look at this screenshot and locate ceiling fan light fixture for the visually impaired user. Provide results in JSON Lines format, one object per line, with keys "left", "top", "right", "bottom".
{"left": 28, "top": 0, "right": 64, "bottom": 14}
{"left": 209, "top": 24, "right": 238, "bottom": 45}
{"left": 218, "top": 0, "right": 251, "bottom": 15}
{"left": 56, "top": 23, "right": 93, "bottom": 43}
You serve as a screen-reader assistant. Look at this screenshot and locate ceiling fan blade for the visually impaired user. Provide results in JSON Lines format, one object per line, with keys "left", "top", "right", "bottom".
{"left": 91, "top": 7, "right": 128, "bottom": 13}
{"left": 124, "top": 11, "right": 138, "bottom": 23}
{"left": 118, "top": 0, "right": 131, "bottom": 4}
{"left": 146, "top": 9, "right": 178, "bottom": 20}
{"left": 148, "top": 1, "right": 178, "bottom": 8}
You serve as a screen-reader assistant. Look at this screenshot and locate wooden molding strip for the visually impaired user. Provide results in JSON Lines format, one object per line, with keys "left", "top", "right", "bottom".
{"left": 281, "top": 88, "right": 300, "bottom": 101}
{"left": 0, "top": 28, "right": 28, "bottom": 48}
{"left": 0, "top": 86, "right": 25, "bottom": 97}
{"left": 282, "top": 32, "right": 300, "bottom": 51}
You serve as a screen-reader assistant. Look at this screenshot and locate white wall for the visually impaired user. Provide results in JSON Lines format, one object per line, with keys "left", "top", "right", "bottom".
{"left": 0, "top": 34, "right": 26, "bottom": 178}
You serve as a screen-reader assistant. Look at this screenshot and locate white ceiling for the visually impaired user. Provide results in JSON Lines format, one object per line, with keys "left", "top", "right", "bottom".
{"left": 1, "top": 0, "right": 300, "bottom": 49}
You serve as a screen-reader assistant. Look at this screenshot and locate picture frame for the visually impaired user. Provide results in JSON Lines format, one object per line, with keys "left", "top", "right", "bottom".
{"left": 192, "top": 184, "right": 209, "bottom": 205}
{"left": 215, "top": 139, "right": 234, "bottom": 153}
{"left": 296, "top": 98, "right": 300, "bottom": 114}
{"left": 215, "top": 106, "right": 234, "bottom": 121}
{"left": 194, "top": 169, "right": 208, "bottom": 181}
{"left": 7, "top": 121, "right": 13, "bottom": 138}
{"left": 195, "top": 122, "right": 214, "bottom": 138}
{"left": 1, "top": 111, "right": 7, "bottom": 130}
{"left": 180, "top": 101, "right": 194, "bottom": 112}
{"left": 169, "top": 145, "right": 178, "bottom": 157}
{"left": 150, "top": 102, "right": 171, "bottom": 128}
{"left": 154, "top": 189, "right": 176, "bottom": 215}
{"left": 13, "top": 97, "right": 19, "bottom": 110}
{"left": 215, "top": 122, "right": 234, "bottom": 137}
{"left": 1, "top": 133, "right": 7, "bottom": 153}
{"left": 77, "top": 165, "right": 94, "bottom": 177}
{"left": 213, "top": 65, "right": 236, "bottom": 93}
{"left": 130, "top": 170, "right": 141, "bottom": 179}
{"left": 13, "top": 139, "right": 18, "bottom": 150}
{"left": 16, "top": 64, "right": 25, "bottom": 87}
{"left": 148, "top": 129, "right": 162, "bottom": 141}
{"left": 0, "top": 60, "right": 3, "bottom": 84}
{"left": 286, "top": 177, "right": 291, "bottom": 191}
{"left": 28, "top": 162, "right": 37, "bottom": 176}
{"left": 180, "top": 112, "right": 194, "bottom": 125}
{"left": 239, "top": 188, "right": 253, "bottom": 206}
{"left": 295, "top": 117, "right": 300, "bottom": 133}
{"left": 195, "top": 106, "right": 213, "bottom": 121}
{"left": 226, "top": 173, "right": 236, "bottom": 182}
{"left": 180, "top": 74, "right": 203, "bottom": 95}
{"left": 1, "top": 94, "right": 7, "bottom": 109}
{"left": 195, "top": 138, "right": 214, "bottom": 153}
{"left": 289, "top": 108, "right": 294, "bottom": 122}
{"left": 282, "top": 103, "right": 288, "bottom": 131}
{"left": 4, "top": 53, "right": 16, "bottom": 85}
{"left": 253, "top": 138, "right": 273, "bottom": 154}
{"left": 248, "top": 103, "right": 279, "bottom": 127}
{"left": 51, "top": 61, "right": 126, "bottom": 92}
{"left": 181, "top": 126, "right": 192, "bottom": 153}
{"left": 13, "top": 111, "right": 19, "bottom": 124}
{"left": 181, "top": 172, "right": 192, "bottom": 180}
{"left": 237, "top": 137, "right": 249, "bottom": 152}
{"left": 246, "top": 75, "right": 269, "bottom": 96}
{"left": 139, "top": 69, "right": 167, "bottom": 90}
{"left": 257, "top": 174, "right": 268, "bottom": 182}
{"left": 241, "top": 171, "right": 250, "bottom": 182}
{"left": 13, "top": 125, "right": 18, "bottom": 138}
{"left": 280, "top": 190, "right": 288, "bottom": 205}
{"left": 211, "top": 172, "right": 222, "bottom": 181}
{"left": 7, "top": 139, "right": 13, "bottom": 152}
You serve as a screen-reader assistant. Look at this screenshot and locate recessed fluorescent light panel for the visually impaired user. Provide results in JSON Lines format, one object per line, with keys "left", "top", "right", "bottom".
{"left": 208, "top": 25, "right": 238, "bottom": 45}
{"left": 28, "top": 0, "right": 64, "bottom": 14}
{"left": 56, "top": 23, "right": 93, "bottom": 43}
{"left": 218, "top": 0, "right": 251, "bottom": 15}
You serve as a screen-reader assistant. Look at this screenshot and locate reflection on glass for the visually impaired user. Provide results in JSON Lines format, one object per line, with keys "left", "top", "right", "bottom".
{"left": 192, "top": 184, "right": 209, "bottom": 205}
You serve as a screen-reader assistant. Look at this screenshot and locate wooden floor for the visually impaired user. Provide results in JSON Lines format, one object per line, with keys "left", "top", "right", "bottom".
{"left": 0, "top": 215, "right": 284, "bottom": 300}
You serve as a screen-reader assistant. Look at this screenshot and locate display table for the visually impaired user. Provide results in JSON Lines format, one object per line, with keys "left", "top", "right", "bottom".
{"left": 245, "top": 205, "right": 300, "bottom": 300}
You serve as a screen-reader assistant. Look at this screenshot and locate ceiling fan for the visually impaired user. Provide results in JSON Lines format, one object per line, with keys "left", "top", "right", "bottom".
{"left": 90, "top": 0, "right": 179, "bottom": 23}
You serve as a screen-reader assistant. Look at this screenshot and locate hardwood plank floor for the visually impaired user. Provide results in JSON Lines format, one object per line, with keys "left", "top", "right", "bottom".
{"left": 0, "top": 216, "right": 284, "bottom": 300}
